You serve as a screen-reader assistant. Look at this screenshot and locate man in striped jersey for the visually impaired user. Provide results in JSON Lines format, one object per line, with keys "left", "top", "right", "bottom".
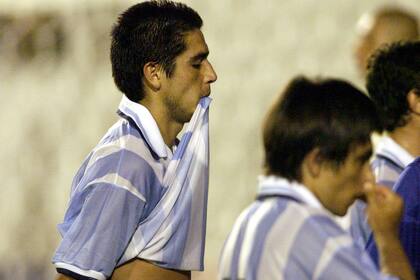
{"left": 52, "top": 1, "right": 217, "bottom": 279}
{"left": 219, "top": 77, "right": 415, "bottom": 280}
{"left": 350, "top": 41, "right": 420, "bottom": 277}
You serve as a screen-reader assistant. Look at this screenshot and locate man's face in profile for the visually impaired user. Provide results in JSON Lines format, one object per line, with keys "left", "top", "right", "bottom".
{"left": 315, "top": 142, "right": 373, "bottom": 216}
{"left": 160, "top": 29, "right": 217, "bottom": 124}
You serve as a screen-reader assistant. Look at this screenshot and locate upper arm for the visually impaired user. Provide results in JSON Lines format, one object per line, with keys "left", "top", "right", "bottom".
{"left": 53, "top": 184, "right": 146, "bottom": 279}
{"left": 52, "top": 142, "right": 164, "bottom": 279}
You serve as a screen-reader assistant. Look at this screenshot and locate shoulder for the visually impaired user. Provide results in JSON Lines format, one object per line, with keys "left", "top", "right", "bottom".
{"left": 371, "top": 154, "right": 403, "bottom": 188}
{"left": 96, "top": 119, "right": 153, "bottom": 159}
{"left": 278, "top": 201, "right": 348, "bottom": 245}
{"left": 395, "top": 158, "right": 420, "bottom": 192}
{"left": 275, "top": 203, "right": 383, "bottom": 279}
{"left": 238, "top": 198, "right": 349, "bottom": 258}
{"left": 71, "top": 119, "right": 167, "bottom": 202}
{"left": 220, "top": 198, "right": 384, "bottom": 279}
{"left": 86, "top": 119, "right": 163, "bottom": 177}
{"left": 394, "top": 158, "right": 420, "bottom": 208}
{"left": 236, "top": 198, "right": 345, "bottom": 240}
{"left": 405, "top": 157, "right": 420, "bottom": 173}
{"left": 398, "top": 157, "right": 420, "bottom": 182}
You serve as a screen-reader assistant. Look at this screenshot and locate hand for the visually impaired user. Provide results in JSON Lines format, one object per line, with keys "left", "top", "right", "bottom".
{"left": 364, "top": 182, "right": 403, "bottom": 238}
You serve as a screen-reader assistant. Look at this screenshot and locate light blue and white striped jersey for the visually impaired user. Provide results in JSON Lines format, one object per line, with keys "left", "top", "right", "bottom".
{"left": 52, "top": 95, "right": 211, "bottom": 279}
{"left": 218, "top": 176, "right": 396, "bottom": 280}
{"left": 350, "top": 136, "right": 415, "bottom": 248}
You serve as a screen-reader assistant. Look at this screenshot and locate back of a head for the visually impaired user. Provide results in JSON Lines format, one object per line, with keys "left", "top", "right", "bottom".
{"left": 366, "top": 41, "right": 420, "bottom": 132}
{"left": 375, "top": 7, "right": 419, "bottom": 44}
{"left": 263, "top": 77, "right": 381, "bottom": 182}
{"left": 355, "top": 6, "right": 419, "bottom": 76}
{"left": 110, "top": 0, "right": 203, "bottom": 102}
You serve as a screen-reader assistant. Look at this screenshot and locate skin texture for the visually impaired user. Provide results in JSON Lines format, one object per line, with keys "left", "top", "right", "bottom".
{"left": 111, "top": 259, "right": 191, "bottom": 280}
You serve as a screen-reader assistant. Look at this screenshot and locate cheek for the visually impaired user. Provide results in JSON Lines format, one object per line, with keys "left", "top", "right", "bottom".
{"left": 354, "top": 167, "right": 368, "bottom": 187}
{"left": 335, "top": 175, "right": 359, "bottom": 201}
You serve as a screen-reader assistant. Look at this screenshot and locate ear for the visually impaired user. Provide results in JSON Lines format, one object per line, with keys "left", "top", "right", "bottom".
{"left": 407, "top": 89, "right": 420, "bottom": 115}
{"left": 143, "top": 62, "right": 163, "bottom": 92}
{"left": 302, "top": 148, "right": 322, "bottom": 179}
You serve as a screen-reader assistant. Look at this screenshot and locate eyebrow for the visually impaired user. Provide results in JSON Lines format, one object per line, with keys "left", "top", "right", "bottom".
{"left": 358, "top": 149, "right": 373, "bottom": 162}
{"left": 189, "top": 51, "right": 209, "bottom": 62}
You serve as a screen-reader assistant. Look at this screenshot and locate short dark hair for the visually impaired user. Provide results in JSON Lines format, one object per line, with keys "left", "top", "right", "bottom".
{"left": 263, "top": 76, "right": 382, "bottom": 182}
{"left": 366, "top": 41, "right": 420, "bottom": 131}
{"left": 110, "top": 0, "right": 203, "bottom": 101}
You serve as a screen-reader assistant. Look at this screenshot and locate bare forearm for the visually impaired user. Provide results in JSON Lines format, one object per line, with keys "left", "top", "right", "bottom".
{"left": 375, "top": 233, "right": 415, "bottom": 280}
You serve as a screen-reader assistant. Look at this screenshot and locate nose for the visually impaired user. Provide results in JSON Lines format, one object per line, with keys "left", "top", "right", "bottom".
{"left": 204, "top": 60, "right": 217, "bottom": 84}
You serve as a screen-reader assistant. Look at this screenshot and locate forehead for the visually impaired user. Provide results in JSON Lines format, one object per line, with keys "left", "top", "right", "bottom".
{"left": 179, "top": 29, "right": 209, "bottom": 59}
{"left": 347, "top": 141, "right": 372, "bottom": 162}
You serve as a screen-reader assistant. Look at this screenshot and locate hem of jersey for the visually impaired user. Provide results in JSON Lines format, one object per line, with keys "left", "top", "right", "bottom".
{"left": 54, "top": 262, "right": 106, "bottom": 280}
{"left": 117, "top": 257, "right": 203, "bottom": 272}
{"left": 150, "top": 259, "right": 203, "bottom": 271}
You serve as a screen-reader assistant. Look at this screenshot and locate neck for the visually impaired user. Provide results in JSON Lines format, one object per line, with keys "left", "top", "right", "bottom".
{"left": 140, "top": 98, "right": 183, "bottom": 148}
{"left": 389, "top": 119, "right": 420, "bottom": 157}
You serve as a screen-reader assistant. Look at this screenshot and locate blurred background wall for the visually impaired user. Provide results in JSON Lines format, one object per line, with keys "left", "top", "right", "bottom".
{"left": 0, "top": 0, "right": 418, "bottom": 279}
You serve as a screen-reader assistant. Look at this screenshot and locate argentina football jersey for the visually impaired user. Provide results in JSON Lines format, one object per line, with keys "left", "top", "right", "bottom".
{"left": 53, "top": 96, "right": 211, "bottom": 279}
{"left": 219, "top": 176, "right": 397, "bottom": 280}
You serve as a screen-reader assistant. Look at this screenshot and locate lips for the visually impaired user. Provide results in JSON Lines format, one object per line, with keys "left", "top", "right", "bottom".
{"left": 355, "top": 193, "right": 367, "bottom": 203}
{"left": 203, "top": 91, "right": 211, "bottom": 97}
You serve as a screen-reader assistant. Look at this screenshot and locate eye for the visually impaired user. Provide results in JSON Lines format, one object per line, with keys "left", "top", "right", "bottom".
{"left": 192, "top": 63, "right": 201, "bottom": 69}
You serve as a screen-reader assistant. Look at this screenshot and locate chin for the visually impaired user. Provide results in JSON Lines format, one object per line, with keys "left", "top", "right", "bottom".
{"left": 335, "top": 210, "right": 347, "bottom": 217}
{"left": 331, "top": 206, "right": 349, "bottom": 217}
{"left": 181, "top": 112, "right": 194, "bottom": 124}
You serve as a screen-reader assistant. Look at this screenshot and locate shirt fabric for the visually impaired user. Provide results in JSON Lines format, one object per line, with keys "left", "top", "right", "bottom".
{"left": 349, "top": 136, "right": 415, "bottom": 258}
{"left": 52, "top": 95, "right": 211, "bottom": 279}
{"left": 218, "top": 176, "right": 396, "bottom": 280}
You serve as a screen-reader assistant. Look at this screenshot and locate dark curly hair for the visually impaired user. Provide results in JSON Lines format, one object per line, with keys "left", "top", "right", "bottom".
{"left": 110, "top": 1, "right": 202, "bottom": 102}
{"left": 366, "top": 41, "right": 420, "bottom": 131}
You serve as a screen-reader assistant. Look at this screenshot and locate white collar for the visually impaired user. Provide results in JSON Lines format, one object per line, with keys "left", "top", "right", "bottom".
{"left": 376, "top": 135, "right": 415, "bottom": 168}
{"left": 257, "top": 175, "right": 323, "bottom": 209}
{"left": 118, "top": 95, "right": 169, "bottom": 158}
